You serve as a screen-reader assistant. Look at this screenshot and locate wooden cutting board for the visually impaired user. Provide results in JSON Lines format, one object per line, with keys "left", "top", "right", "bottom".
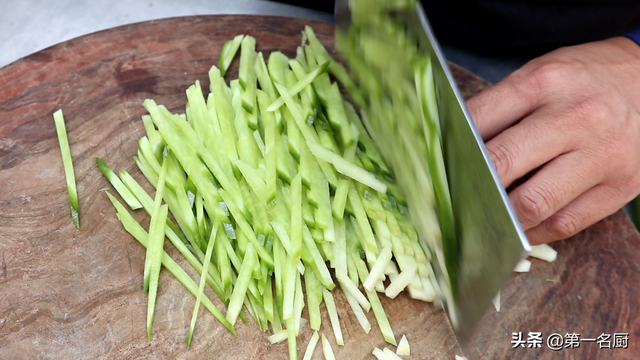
{"left": 0, "top": 15, "right": 639, "bottom": 360}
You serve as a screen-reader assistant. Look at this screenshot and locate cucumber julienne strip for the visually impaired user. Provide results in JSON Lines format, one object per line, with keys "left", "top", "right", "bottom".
{"left": 96, "top": 157, "right": 143, "bottom": 210}
{"left": 53, "top": 109, "right": 80, "bottom": 228}
{"left": 321, "top": 333, "right": 337, "bottom": 360}
{"left": 145, "top": 159, "right": 169, "bottom": 340}
{"left": 302, "top": 331, "right": 320, "bottom": 360}
{"left": 307, "top": 141, "right": 387, "bottom": 194}
{"left": 187, "top": 222, "right": 219, "bottom": 346}
{"left": 143, "top": 159, "right": 168, "bottom": 293}
{"left": 146, "top": 203, "right": 168, "bottom": 340}
{"left": 322, "top": 288, "right": 344, "bottom": 346}
{"left": 219, "top": 34, "right": 244, "bottom": 77}
{"left": 226, "top": 242, "right": 257, "bottom": 326}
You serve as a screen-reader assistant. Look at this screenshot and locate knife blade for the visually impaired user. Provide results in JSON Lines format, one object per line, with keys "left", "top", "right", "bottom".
{"left": 334, "top": 0, "right": 530, "bottom": 349}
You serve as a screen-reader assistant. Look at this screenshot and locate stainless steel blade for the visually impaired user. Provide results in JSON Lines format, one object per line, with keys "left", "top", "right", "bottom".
{"left": 334, "top": 0, "right": 530, "bottom": 349}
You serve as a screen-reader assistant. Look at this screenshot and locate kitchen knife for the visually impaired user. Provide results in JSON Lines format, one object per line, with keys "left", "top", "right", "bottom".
{"left": 334, "top": 0, "right": 531, "bottom": 349}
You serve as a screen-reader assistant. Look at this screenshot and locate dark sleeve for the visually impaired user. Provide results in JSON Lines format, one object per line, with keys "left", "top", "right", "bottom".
{"left": 422, "top": 0, "right": 640, "bottom": 56}
{"left": 626, "top": 26, "right": 640, "bottom": 46}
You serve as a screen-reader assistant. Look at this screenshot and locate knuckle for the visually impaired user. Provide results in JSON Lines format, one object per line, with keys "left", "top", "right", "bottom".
{"left": 526, "top": 61, "right": 567, "bottom": 91}
{"left": 486, "top": 141, "right": 516, "bottom": 182}
{"left": 571, "top": 97, "right": 609, "bottom": 128}
{"left": 547, "top": 212, "right": 582, "bottom": 239}
{"left": 513, "top": 186, "right": 554, "bottom": 227}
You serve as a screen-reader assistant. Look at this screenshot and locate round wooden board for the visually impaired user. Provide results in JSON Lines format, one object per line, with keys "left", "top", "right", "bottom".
{"left": 1, "top": 15, "right": 639, "bottom": 360}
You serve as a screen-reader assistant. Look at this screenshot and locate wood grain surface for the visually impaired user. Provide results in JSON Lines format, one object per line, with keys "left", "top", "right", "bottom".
{"left": 0, "top": 15, "right": 639, "bottom": 360}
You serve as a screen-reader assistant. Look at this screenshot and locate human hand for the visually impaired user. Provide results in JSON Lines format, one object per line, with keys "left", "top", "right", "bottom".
{"left": 466, "top": 37, "right": 640, "bottom": 245}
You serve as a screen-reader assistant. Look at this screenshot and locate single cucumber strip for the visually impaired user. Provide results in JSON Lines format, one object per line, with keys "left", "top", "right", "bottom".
{"left": 239, "top": 35, "right": 256, "bottom": 90}
{"left": 338, "top": 277, "right": 370, "bottom": 312}
{"left": 268, "top": 329, "right": 289, "bottom": 344}
{"left": 286, "top": 317, "right": 297, "bottom": 360}
{"left": 296, "top": 45, "right": 308, "bottom": 71}
{"left": 383, "top": 347, "right": 403, "bottom": 360}
{"left": 140, "top": 114, "right": 164, "bottom": 162}
{"left": 226, "top": 242, "right": 258, "bottom": 326}
{"left": 53, "top": 109, "right": 80, "bottom": 228}
{"left": 257, "top": 90, "right": 278, "bottom": 204}
{"left": 307, "top": 141, "right": 387, "bottom": 194}
{"left": 267, "top": 61, "right": 330, "bottom": 112}
{"left": 397, "top": 334, "right": 410, "bottom": 355}
{"left": 290, "top": 173, "right": 303, "bottom": 262}
{"left": 321, "top": 240, "right": 335, "bottom": 262}
{"left": 143, "top": 157, "right": 168, "bottom": 291}
{"left": 195, "top": 193, "right": 207, "bottom": 246}
{"left": 218, "top": 34, "right": 244, "bottom": 76}
{"left": 273, "top": 236, "right": 285, "bottom": 321}
{"left": 253, "top": 129, "right": 266, "bottom": 157}
{"left": 267, "top": 51, "right": 289, "bottom": 86}
{"left": 372, "top": 347, "right": 387, "bottom": 360}
{"left": 513, "top": 258, "right": 532, "bottom": 272}
{"left": 216, "top": 230, "right": 232, "bottom": 297}
{"left": 325, "top": 82, "right": 355, "bottom": 147}
{"left": 104, "top": 193, "right": 235, "bottom": 334}
{"left": 187, "top": 222, "right": 219, "bottom": 346}
{"left": 529, "top": 244, "right": 557, "bottom": 262}
{"left": 282, "top": 256, "right": 297, "bottom": 321}
{"left": 332, "top": 219, "right": 348, "bottom": 280}
{"left": 138, "top": 135, "right": 162, "bottom": 175}
{"left": 270, "top": 220, "right": 292, "bottom": 253}
{"left": 263, "top": 274, "right": 275, "bottom": 324}
{"left": 293, "top": 272, "right": 305, "bottom": 335}
{"left": 313, "top": 179, "right": 333, "bottom": 232}
{"left": 348, "top": 184, "right": 379, "bottom": 263}
{"left": 321, "top": 333, "right": 337, "bottom": 360}
{"left": 302, "top": 225, "right": 335, "bottom": 290}
{"left": 145, "top": 157, "right": 169, "bottom": 340}
{"left": 372, "top": 222, "right": 393, "bottom": 258}
{"left": 342, "top": 287, "right": 371, "bottom": 334}
{"left": 96, "top": 157, "right": 143, "bottom": 210}
{"left": 208, "top": 66, "right": 241, "bottom": 177}
{"left": 322, "top": 288, "right": 344, "bottom": 346}
{"left": 304, "top": 266, "right": 322, "bottom": 331}
{"left": 362, "top": 246, "right": 392, "bottom": 291}
{"left": 302, "top": 331, "right": 320, "bottom": 360}
{"left": 255, "top": 51, "right": 276, "bottom": 98}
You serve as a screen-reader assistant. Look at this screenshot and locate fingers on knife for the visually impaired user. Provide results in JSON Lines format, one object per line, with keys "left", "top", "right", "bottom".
{"left": 525, "top": 184, "right": 625, "bottom": 245}
{"left": 509, "top": 150, "right": 604, "bottom": 231}
{"left": 466, "top": 72, "right": 544, "bottom": 140}
{"left": 484, "top": 108, "right": 571, "bottom": 188}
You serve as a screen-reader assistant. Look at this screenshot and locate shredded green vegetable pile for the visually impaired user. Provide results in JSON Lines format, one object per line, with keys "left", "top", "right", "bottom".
{"left": 101, "top": 26, "right": 437, "bottom": 360}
